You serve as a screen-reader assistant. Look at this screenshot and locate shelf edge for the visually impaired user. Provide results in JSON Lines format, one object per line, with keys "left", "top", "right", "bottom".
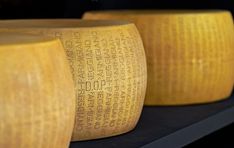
{"left": 141, "top": 106, "right": 234, "bottom": 148}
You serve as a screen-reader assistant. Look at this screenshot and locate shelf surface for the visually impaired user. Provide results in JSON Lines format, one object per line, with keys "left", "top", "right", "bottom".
{"left": 70, "top": 93, "right": 234, "bottom": 148}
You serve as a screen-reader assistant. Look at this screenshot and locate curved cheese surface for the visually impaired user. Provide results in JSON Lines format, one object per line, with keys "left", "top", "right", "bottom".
{"left": 0, "top": 33, "right": 76, "bottom": 148}
{"left": 0, "top": 20, "right": 147, "bottom": 140}
{"left": 84, "top": 10, "right": 234, "bottom": 105}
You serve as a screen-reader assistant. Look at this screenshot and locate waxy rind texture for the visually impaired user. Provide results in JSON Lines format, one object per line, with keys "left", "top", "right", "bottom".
{"left": 0, "top": 20, "right": 147, "bottom": 140}
{"left": 84, "top": 10, "right": 234, "bottom": 105}
{"left": 0, "top": 33, "right": 76, "bottom": 148}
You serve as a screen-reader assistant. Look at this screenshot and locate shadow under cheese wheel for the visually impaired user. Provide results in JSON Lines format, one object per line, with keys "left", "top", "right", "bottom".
{"left": 0, "top": 33, "right": 76, "bottom": 148}
{"left": 83, "top": 10, "right": 234, "bottom": 105}
{"left": 0, "top": 20, "right": 147, "bottom": 141}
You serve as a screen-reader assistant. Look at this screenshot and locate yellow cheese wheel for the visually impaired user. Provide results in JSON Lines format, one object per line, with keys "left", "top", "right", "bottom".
{"left": 83, "top": 10, "right": 234, "bottom": 105}
{"left": 0, "top": 20, "right": 147, "bottom": 140}
{"left": 0, "top": 33, "right": 76, "bottom": 148}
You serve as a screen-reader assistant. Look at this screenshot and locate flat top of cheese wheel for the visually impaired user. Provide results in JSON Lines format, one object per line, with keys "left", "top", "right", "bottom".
{"left": 0, "top": 32, "right": 57, "bottom": 46}
{"left": 0, "top": 19, "right": 130, "bottom": 28}
{"left": 85, "top": 9, "right": 230, "bottom": 15}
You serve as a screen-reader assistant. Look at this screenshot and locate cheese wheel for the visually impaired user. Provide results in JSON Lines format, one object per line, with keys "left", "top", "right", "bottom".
{"left": 0, "top": 33, "right": 76, "bottom": 148}
{"left": 0, "top": 20, "right": 147, "bottom": 140}
{"left": 83, "top": 10, "right": 234, "bottom": 105}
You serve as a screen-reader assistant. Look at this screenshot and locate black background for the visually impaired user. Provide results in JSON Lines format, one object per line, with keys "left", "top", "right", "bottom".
{"left": 186, "top": 123, "right": 234, "bottom": 147}
{"left": 0, "top": 0, "right": 233, "bottom": 147}
{"left": 0, "top": 0, "right": 233, "bottom": 18}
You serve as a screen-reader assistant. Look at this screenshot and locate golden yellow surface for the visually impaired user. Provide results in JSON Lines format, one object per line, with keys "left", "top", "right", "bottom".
{"left": 84, "top": 10, "right": 234, "bottom": 105}
{"left": 0, "top": 20, "right": 147, "bottom": 140}
{"left": 0, "top": 33, "right": 76, "bottom": 148}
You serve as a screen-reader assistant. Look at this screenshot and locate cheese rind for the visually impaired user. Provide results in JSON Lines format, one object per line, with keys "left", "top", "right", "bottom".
{"left": 0, "top": 20, "right": 147, "bottom": 140}
{"left": 0, "top": 33, "right": 76, "bottom": 148}
{"left": 83, "top": 10, "right": 234, "bottom": 105}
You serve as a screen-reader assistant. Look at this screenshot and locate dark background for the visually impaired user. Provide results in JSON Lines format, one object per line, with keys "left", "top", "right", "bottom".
{"left": 0, "top": 0, "right": 233, "bottom": 18}
{"left": 0, "top": 0, "right": 233, "bottom": 147}
{"left": 186, "top": 123, "right": 234, "bottom": 147}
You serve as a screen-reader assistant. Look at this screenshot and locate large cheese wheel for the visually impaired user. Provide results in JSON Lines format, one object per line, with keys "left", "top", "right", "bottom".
{"left": 0, "top": 20, "right": 147, "bottom": 141}
{"left": 0, "top": 33, "right": 76, "bottom": 148}
{"left": 83, "top": 10, "right": 234, "bottom": 105}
